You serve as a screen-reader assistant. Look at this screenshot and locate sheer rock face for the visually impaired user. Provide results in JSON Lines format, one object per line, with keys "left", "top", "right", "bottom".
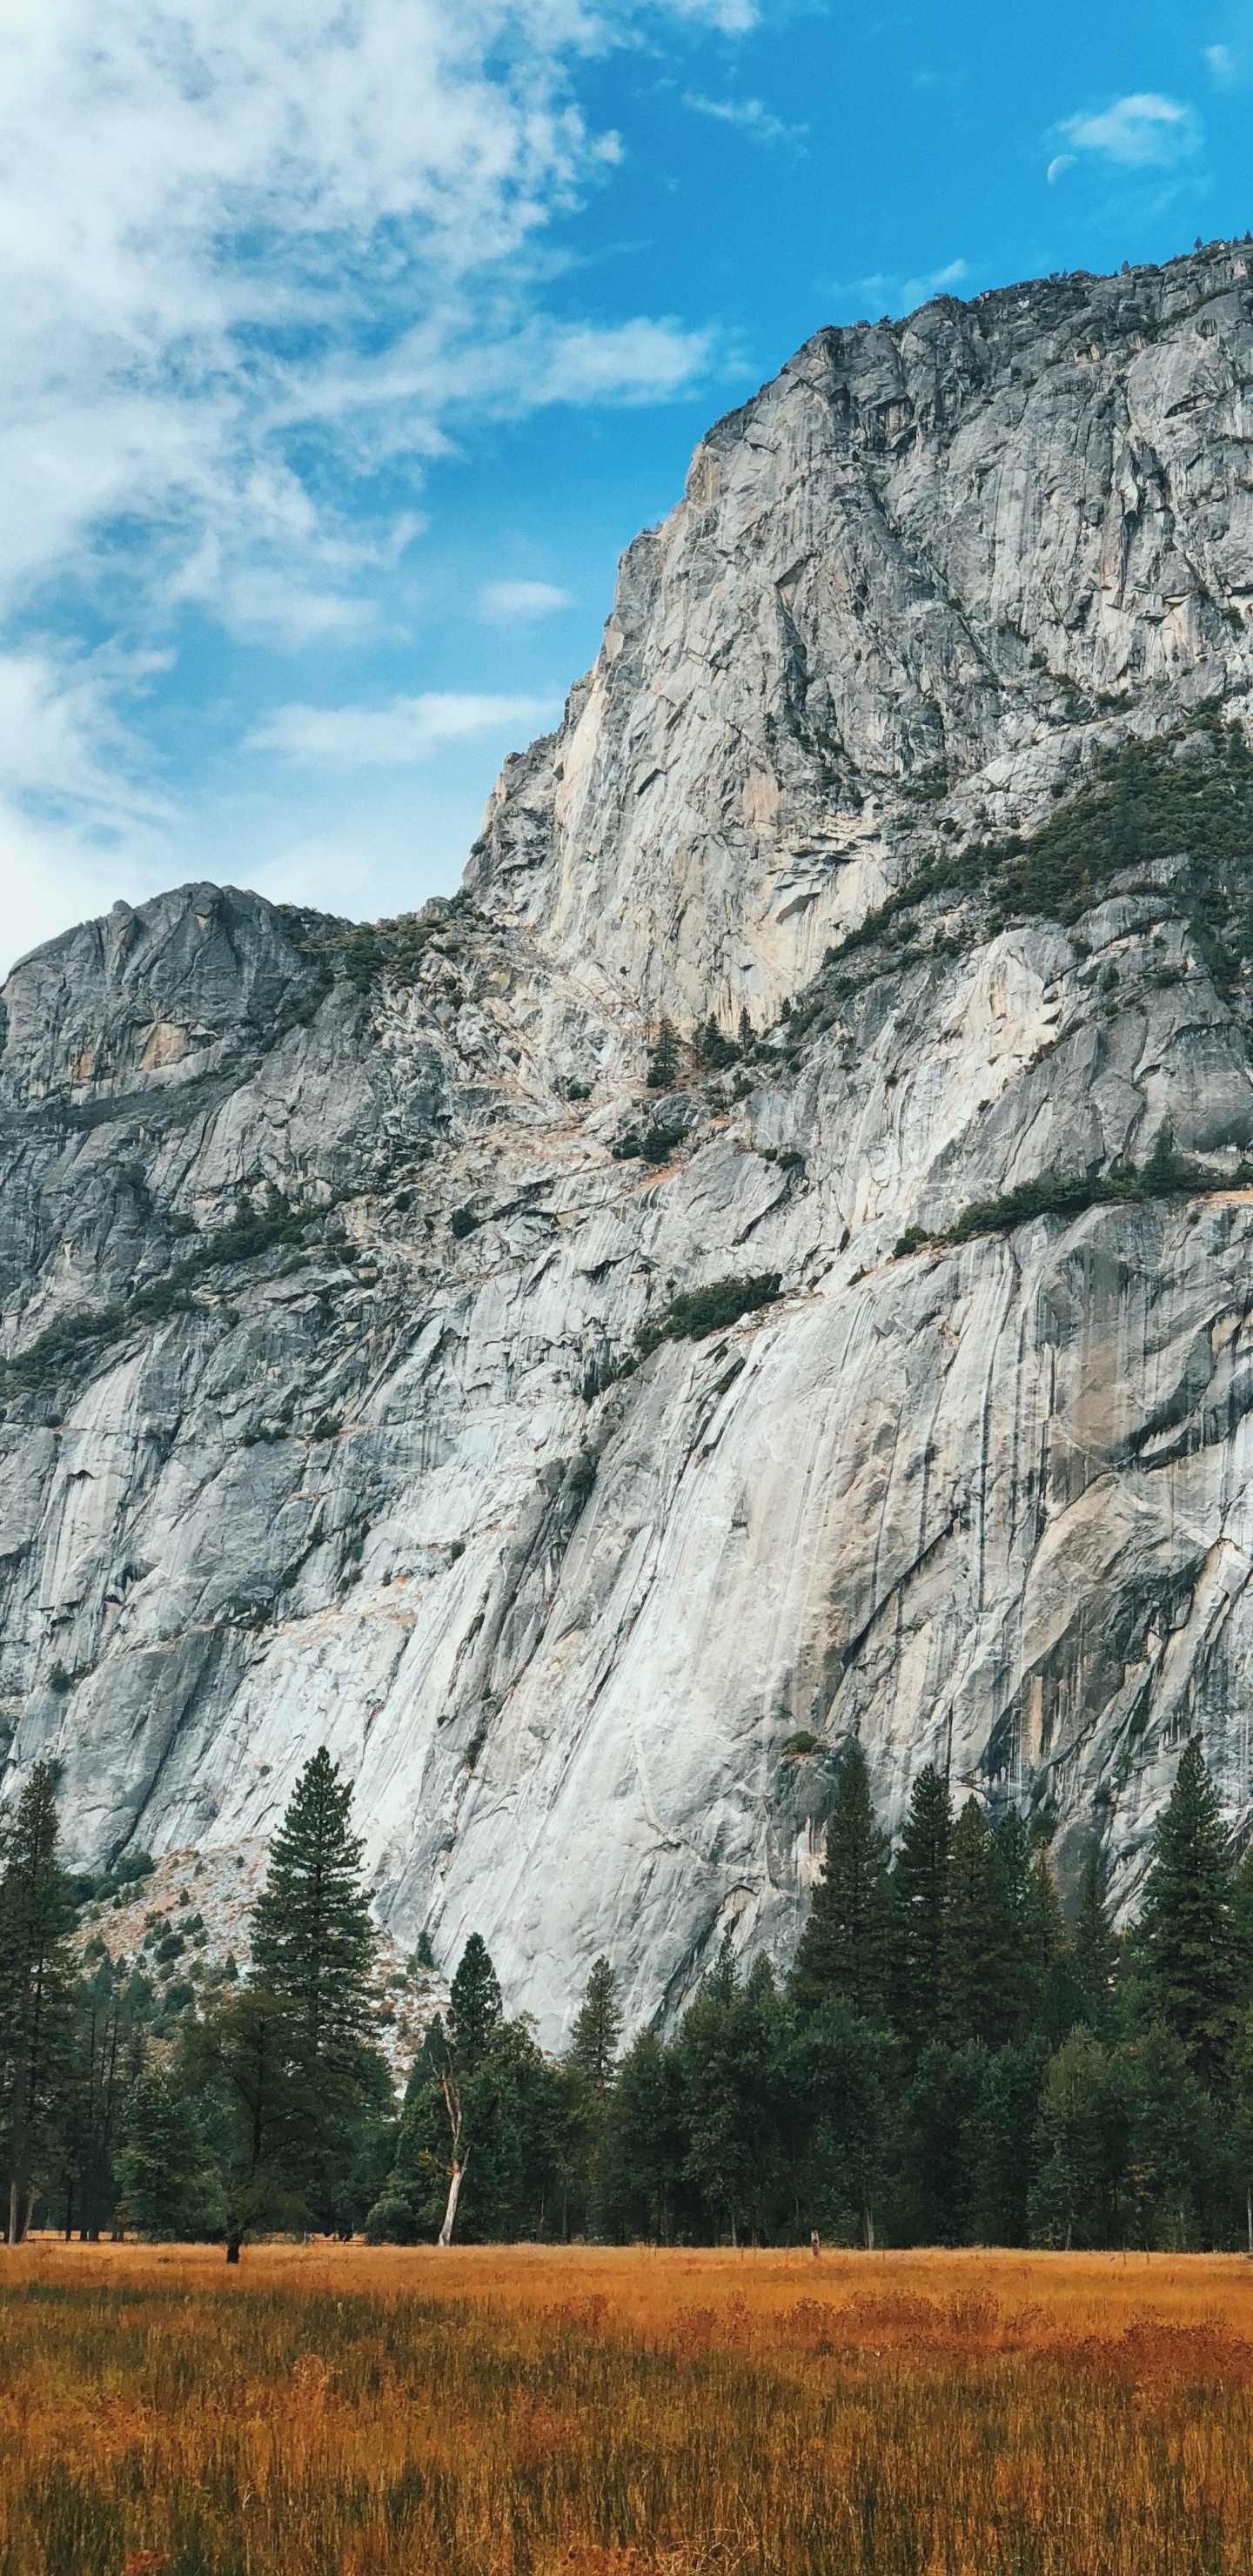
{"left": 470, "top": 243, "right": 1253, "bottom": 1030}
{"left": 6, "top": 245, "right": 1253, "bottom": 2042}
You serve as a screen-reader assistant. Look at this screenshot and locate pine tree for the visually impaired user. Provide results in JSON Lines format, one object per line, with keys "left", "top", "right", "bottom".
{"left": 994, "top": 1807, "right": 1033, "bottom": 1919}
{"left": 447, "top": 1935, "right": 502, "bottom": 2072}
{"left": 1071, "top": 1837, "right": 1119, "bottom": 2037}
{"left": 250, "top": 1748, "right": 376, "bottom": 2064}
{"left": 646, "top": 1017, "right": 680, "bottom": 1090}
{"left": 1028, "top": 2024, "right": 1132, "bottom": 2250}
{"left": 1231, "top": 2005, "right": 1253, "bottom": 2251}
{"left": 568, "top": 1958, "right": 620, "bottom": 2094}
{"left": 1126, "top": 2022, "right": 1216, "bottom": 2251}
{"left": 679, "top": 1952, "right": 787, "bottom": 2245}
{"left": 0, "top": 1763, "right": 76, "bottom": 2242}
{"left": 889, "top": 1764, "right": 951, "bottom": 2051}
{"left": 1230, "top": 1840, "right": 1253, "bottom": 2004}
{"left": 1023, "top": 1843, "right": 1080, "bottom": 2048}
{"left": 1137, "top": 1738, "right": 1236, "bottom": 2088}
{"left": 117, "top": 2070, "right": 224, "bottom": 2242}
{"left": 183, "top": 1989, "right": 314, "bottom": 2259}
{"left": 598, "top": 2029, "right": 687, "bottom": 2243}
{"left": 789, "top": 1741, "right": 892, "bottom": 2023}
{"left": 939, "top": 1798, "right": 1022, "bottom": 2049}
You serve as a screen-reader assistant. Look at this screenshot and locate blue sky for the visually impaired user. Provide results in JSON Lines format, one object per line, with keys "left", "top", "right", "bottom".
{"left": 2, "top": 0, "right": 1251, "bottom": 970}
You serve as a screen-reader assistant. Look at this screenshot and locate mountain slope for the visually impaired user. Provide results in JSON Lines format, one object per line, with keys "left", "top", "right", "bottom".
{"left": 6, "top": 240, "right": 1253, "bottom": 2040}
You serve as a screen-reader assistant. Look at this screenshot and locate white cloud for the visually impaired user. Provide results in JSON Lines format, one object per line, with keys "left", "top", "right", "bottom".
{"left": 901, "top": 257, "right": 969, "bottom": 303}
{"left": 245, "top": 691, "right": 560, "bottom": 766}
{"left": 0, "top": 649, "right": 172, "bottom": 820}
{"left": 0, "top": 0, "right": 744, "bottom": 963}
{"left": 664, "top": 0, "right": 760, "bottom": 29}
{"left": 684, "top": 91, "right": 807, "bottom": 149}
{"left": 1053, "top": 92, "right": 1202, "bottom": 171}
{"left": 0, "top": 0, "right": 727, "bottom": 640}
{"left": 478, "top": 580, "right": 576, "bottom": 622}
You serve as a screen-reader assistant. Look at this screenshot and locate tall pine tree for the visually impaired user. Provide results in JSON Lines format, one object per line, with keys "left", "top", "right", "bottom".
{"left": 789, "top": 1741, "right": 892, "bottom": 2023}
{"left": 447, "top": 1935, "right": 503, "bottom": 2072}
{"left": 889, "top": 1764, "right": 952, "bottom": 2051}
{"left": 568, "top": 1958, "right": 620, "bottom": 2094}
{"left": 940, "top": 1798, "right": 1022, "bottom": 2049}
{"left": 1071, "top": 1836, "right": 1119, "bottom": 2036}
{"left": 0, "top": 1763, "right": 76, "bottom": 2241}
{"left": 1136, "top": 1737, "right": 1235, "bottom": 2089}
{"left": 1023, "top": 1843, "right": 1080, "bottom": 2048}
{"left": 250, "top": 1748, "right": 377, "bottom": 2063}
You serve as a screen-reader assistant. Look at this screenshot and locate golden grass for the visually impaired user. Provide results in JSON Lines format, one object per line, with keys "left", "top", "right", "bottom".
{"left": 3, "top": 2242, "right": 1253, "bottom": 2575}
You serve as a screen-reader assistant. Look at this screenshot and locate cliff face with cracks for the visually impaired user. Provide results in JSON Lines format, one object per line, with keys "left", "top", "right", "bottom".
{"left": 7, "top": 241, "right": 1253, "bottom": 2040}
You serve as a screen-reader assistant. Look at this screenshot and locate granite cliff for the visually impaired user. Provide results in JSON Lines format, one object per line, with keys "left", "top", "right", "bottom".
{"left": 7, "top": 239, "right": 1253, "bottom": 2041}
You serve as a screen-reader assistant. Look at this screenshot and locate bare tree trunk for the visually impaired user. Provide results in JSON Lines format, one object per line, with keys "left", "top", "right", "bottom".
{"left": 437, "top": 2073, "right": 467, "bottom": 2246}
{"left": 8, "top": 2182, "right": 17, "bottom": 2246}
{"left": 438, "top": 2157, "right": 468, "bottom": 2247}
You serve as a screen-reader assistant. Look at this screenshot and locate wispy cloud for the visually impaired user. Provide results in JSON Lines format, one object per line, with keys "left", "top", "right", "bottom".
{"left": 0, "top": 0, "right": 742, "bottom": 959}
{"left": 477, "top": 580, "right": 576, "bottom": 623}
{"left": 821, "top": 258, "right": 972, "bottom": 321}
{"left": 684, "top": 92, "right": 807, "bottom": 150}
{"left": 245, "top": 692, "right": 561, "bottom": 767}
{"left": 1048, "top": 91, "right": 1203, "bottom": 179}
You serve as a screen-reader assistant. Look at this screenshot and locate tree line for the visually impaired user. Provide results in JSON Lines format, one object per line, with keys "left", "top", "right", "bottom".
{"left": 4, "top": 1736, "right": 1253, "bottom": 2249}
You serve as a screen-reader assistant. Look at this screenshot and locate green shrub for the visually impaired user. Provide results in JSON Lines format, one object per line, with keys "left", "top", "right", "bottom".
{"left": 639, "top": 1271, "right": 781, "bottom": 1355}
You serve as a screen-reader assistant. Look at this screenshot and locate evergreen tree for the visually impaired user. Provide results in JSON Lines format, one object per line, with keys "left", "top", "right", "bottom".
{"left": 1136, "top": 1739, "right": 1235, "bottom": 2088}
{"left": 940, "top": 1799, "right": 1022, "bottom": 2049}
{"left": 1023, "top": 1844, "right": 1081, "bottom": 2048}
{"left": 250, "top": 1748, "right": 377, "bottom": 2064}
{"left": 568, "top": 1958, "right": 620, "bottom": 2094}
{"left": 894, "top": 2038, "right": 988, "bottom": 2245}
{"left": 60, "top": 1954, "right": 146, "bottom": 2238}
{"left": 447, "top": 1935, "right": 503, "bottom": 2072}
{"left": 598, "top": 2031, "right": 688, "bottom": 2243}
{"left": 1029, "top": 2024, "right": 1132, "bottom": 2250}
{"left": 563, "top": 1958, "right": 620, "bottom": 2239}
{"left": 968, "top": 2039, "right": 1050, "bottom": 2246}
{"left": 993, "top": 1806, "right": 1033, "bottom": 1920}
{"left": 1071, "top": 1837, "right": 1118, "bottom": 2037}
{"left": 1230, "top": 2005, "right": 1253, "bottom": 2251}
{"left": 789, "top": 1742, "right": 892, "bottom": 2024}
{"left": 181, "top": 1989, "right": 315, "bottom": 2260}
{"left": 1230, "top": 1840, "right": 1253, "bottom": 2004}
{"left": 117, "top": 2070, "right": 224, "bottom": 2241}
{"left": 646, "top": 1017, "right": 680, "bottom": 1090}
{"left": 787, "top": 2000, "right": 894, "bottom": 2250}
{"left": 1125, "top": 2022, "right": 1217, "bottom": 2251}
{"left": 0, "top": 1763, "right": 76, "bottom": 2241}
{"left": 889, "top": 1764, "right": 951, "bottom": 2052}
{"left": 679, "top": 1952, "right": 787, "bottom": 2244}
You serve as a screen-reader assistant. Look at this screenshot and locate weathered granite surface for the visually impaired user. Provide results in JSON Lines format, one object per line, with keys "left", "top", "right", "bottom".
{"left": 7, "top": 241, "right": 1253, "bottom": 2040}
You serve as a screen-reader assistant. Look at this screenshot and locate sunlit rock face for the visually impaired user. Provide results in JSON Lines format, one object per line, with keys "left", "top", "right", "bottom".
{"left": 6, "top": 242, "right": 1253, "bottom": 2042}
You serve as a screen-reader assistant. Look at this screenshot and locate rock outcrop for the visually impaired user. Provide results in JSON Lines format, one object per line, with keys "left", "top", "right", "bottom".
{"left": 6, "top": 241, "right": 1253, "bottom": 2043}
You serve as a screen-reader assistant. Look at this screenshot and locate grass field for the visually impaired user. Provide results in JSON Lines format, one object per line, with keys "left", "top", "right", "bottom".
{"left": 2, "top": 2243, "right": 1253, "bottom": 2575}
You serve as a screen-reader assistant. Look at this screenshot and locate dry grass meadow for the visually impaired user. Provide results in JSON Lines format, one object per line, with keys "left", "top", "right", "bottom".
{"left": 3, "top": 2241, "right": 1253, "bottom": 2575}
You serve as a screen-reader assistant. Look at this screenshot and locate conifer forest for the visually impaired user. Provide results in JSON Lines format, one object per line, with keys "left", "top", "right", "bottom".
{"left": 4, "top": 1736, "right": 1253, "bottom": 2252}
